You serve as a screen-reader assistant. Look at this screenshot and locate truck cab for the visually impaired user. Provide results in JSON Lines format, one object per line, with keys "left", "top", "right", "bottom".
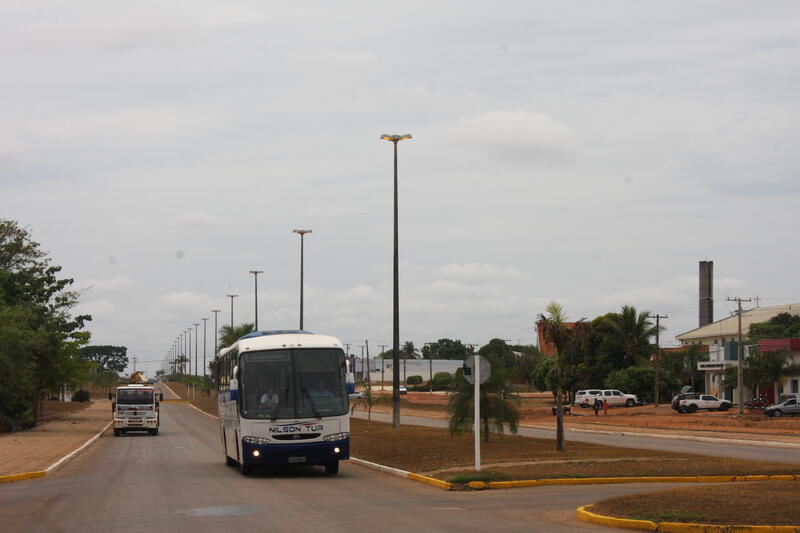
{"left": 112, "top": 384, "right": 163, "bottom": 436}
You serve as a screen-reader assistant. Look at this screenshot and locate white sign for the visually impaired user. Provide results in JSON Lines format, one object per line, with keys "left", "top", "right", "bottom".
{"left": 463, "top": 355, "right": 490, "bottom": 384}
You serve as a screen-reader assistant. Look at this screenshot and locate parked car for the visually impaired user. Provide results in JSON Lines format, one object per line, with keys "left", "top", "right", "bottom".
{"left": 349, "top": 391, "right": 364, "bottom": 399}
{"left": 574, "top": 390, "right": 603, "bottom": 408}
{"left": 671, "top": 392, "right": 698, "bottom": 411}
{"left": 765, "top": 398, "right": 800, "bottom": 417}
{"left": 398, "top": 386, "right": 408, "bottom": 395}
{"left": 677, "top": 394, "right": 732, "bottom": 413}
{"left": 600, "top": 389, "right": 638, "bottom": 407}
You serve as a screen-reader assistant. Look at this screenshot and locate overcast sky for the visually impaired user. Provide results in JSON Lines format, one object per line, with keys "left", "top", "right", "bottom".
{"left": 2, "top": 2, "right": 799, "bottom": 376}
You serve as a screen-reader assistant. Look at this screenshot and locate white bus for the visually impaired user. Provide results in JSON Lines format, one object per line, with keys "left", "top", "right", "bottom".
{"left": 215, "top": 330, "right": 350, "bottom": 475}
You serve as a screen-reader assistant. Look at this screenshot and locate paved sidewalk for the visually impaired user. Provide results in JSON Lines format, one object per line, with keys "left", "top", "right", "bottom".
{"left": 0, "top": 400, "right": 111, "bottom": 477}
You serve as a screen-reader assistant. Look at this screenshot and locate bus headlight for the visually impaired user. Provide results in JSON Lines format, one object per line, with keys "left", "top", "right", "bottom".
{"left": 243, "top": 436, "right": 269, "bottom": 445}
{"left": 323, "top": 432, "right": 349, "bottom": 442}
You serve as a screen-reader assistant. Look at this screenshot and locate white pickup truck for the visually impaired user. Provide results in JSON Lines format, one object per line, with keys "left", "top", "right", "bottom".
{"left": 677, "top": 394, "right": 732, "bottom": 413}
{"left": 112, "top": 384, "right": 163, "bottom": 436}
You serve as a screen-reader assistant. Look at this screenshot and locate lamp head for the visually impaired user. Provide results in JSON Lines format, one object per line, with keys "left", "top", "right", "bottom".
{"left": 292, "top": 229, "right": 313, "bottom": 235}
{"left": 380, "top": 134, "right": 412, "bottom": 142}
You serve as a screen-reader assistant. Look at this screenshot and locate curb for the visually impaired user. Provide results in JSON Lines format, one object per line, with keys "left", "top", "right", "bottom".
{"left": 470, "top": 474, "right": 799, "bottom": 491}
{"left": 521, "top": 423, "right": 800, "bottom": 450}
{"left": 576, "top": 505, "right": 800, "bottom": 533}
{"left": 0, "top": 419, "right": 112, "bottom": 484}
{"left": 349, "top": 457, "right": 454, "bottom": 490}
{"left": 182, "top": 401, "right": 219, "bottom": 420}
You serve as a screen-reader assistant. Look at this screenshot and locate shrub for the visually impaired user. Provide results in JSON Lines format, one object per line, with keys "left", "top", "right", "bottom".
{"left": 406, "top": 375, "right": 423, "bottom": 386}
{"left": 72, "top": 390, "right": 91, "bottom": 402}
{"left": 431, "top": 372, "right": 454, "bottom": 390}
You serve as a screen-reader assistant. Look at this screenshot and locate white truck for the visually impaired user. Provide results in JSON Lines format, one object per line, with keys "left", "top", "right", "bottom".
{"left": 112, "top": 384, "right": 163, "bottom": 436}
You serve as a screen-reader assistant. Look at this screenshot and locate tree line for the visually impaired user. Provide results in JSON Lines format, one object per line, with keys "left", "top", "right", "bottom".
{"left": 0, "top": 220, "right": 129, "bottom": 432}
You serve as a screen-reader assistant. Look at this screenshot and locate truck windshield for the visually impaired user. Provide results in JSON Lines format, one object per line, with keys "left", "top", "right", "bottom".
{"left": 240, "top": 348, "right": 347, "bottom": 419}
{"left": 117, "top": 389, "right": 154, "bottom": 404}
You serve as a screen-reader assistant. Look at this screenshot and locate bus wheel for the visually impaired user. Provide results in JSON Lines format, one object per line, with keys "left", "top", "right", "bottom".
{"left": 324, "top": 461, "right": 339, "bottom": 476}
{"left": 239, "top": 462, "right": 254, "bottom": 476}
{"left": 225, "top": 455, "right": 237, "bottom": 467}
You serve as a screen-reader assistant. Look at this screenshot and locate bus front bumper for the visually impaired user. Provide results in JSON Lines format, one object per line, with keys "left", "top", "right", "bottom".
{"left": 241, "top": 438, "right": 349, "bottom": 465}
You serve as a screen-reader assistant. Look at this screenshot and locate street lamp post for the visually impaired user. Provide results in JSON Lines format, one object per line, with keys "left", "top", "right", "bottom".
{"left": 226, "top": 294, "right": 238, "bottom": 329}
{"left": 249, "top": 270, "right": 264, "bottom": 330}
{"left": 194, "top": 323, "right": 200, "bottom": 377}
{"left": 187, "top": 328, "right": 192, "bottom": 376}
{"left": 211, "top": 309, "right": 221, "bottom": 358}
{"left": 292, "top": 229, "right": 312, "bottom": 330}
{"left": 380, "top": 133, "right": 412, "bottom": 429}
{"left": 202, "top": 317, "right": 208, "bottom": 378}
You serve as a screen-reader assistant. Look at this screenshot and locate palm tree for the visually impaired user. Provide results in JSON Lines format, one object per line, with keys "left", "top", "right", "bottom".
{"left": 604, "top": 305, "right": 658, "bottom": 367}
{"left": 218, "top": 323, "right": 255, "bottom": 349}
{"left": 537, "top": 301, "right": 585, "bottom": 452}
{"left": 447, "top": 361, "right": 519, "bottom": 442}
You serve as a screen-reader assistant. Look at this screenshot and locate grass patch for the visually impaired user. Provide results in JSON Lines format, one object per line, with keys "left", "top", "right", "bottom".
{"left": 593, "top": 482, "right": 800, "bottom": 526}
{"left": 448, "top": 472, "right": 510, "bottom": 483}
{"left": 350, "top": 418, "right": 799, "bottom": 482}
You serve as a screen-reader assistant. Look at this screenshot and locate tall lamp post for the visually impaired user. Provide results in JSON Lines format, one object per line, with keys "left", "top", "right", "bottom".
{"left": 211, "top": 309, "right": 221, "bottom": 358}
{"left": 202, "top": 317, "right": 208, "bottom": 378}
{"left": 194, "top": 323, "right": 200, "bottom": 377}
{"left": 187, "top": 328, "right": 192, "bottom": 376}
{"left": 226, "top": 294, "right": 238, "bottom": 329}
{"left": 380, "top": 132, "right": 412, "bottom": 429}
{"left": 249, "top": 270, "right": 264, "bottom": 331}
{"left": 292, "top": 229, "right": 312, "bottom": 330}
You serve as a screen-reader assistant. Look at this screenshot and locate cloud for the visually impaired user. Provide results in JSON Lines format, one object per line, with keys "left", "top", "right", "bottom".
{"left": 75, "top": 275, "right": 135, "bottom": 292}
{"left": 175, "top": 211, "right": 225, "bottom": 227}
{"left": 444, "top": 109, "right": 579, "bottom": 162}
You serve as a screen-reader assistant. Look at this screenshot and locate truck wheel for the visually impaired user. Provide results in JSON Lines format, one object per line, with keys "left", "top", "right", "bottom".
{"left": 719, "top": 403, "right": 730, "bottom": 411}
{"left": 325, "top": 461, "right": 339, "bottom": 476}
{"left": 149, "top": 428, "right": 158, "bottom": 436}
{"left": 113, "top": 429, "right": 121, "bottom": 437}
{"left": 688, "top": 404, "right": 698, "bottom": 413}
{"left": 772, "top": 409, "right": 783, "bottom": 417}
{"left": 625, "top": 399, "right": 635, "bottom": 407}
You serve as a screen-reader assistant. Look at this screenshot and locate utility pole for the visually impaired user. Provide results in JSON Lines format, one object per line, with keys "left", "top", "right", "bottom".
{"left": 359, "top": 345, "right": 366, "bottom": 381}
{"left": 648, "top": 314, "right": 668, "bottom": 407}
{"left": 365, "top": 340, "right": 370, "bottom": 385}
{"left": 727, "top": 297, "right": 752, "bottom": 415}
{"left": 379, "top": 345, "right": 387, "bottom": 389}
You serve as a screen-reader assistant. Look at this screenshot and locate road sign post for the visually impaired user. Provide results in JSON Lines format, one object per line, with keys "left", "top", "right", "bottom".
{"left": 464, "top": 355, "right": 490, "bottom": 472}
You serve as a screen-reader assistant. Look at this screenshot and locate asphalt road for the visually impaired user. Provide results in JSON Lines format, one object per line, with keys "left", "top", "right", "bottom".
{"left": 2, "top": 400, "right": 692, "bottom": 533}
{"left": 356, "top": 411, "right": 800, "bottom": 464}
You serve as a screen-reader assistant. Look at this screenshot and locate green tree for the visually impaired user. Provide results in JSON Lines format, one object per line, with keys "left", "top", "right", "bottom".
{"left": 402, "top": 341, "right": 418, "bottom": 359}
{"left": 515, "top": 346, "right": 543, "bottom": 390}
{"left": 749, "top": 313, "right": 800, "bottom": 341}
{"left": 0, "top": 220, "right": 92, "bottom": 428}
{"left": 218, "top": 323, "right": 256, "bottom": 348}
{"left": 536, "top": 302, "right": 584, "bottom": 452}
{"left": 420, "top": 338, "right": 474, "bottom": 360}
{"left": 602, "top": 305, "right": 658, "bottom": 368}
{"left": 406, "top": 375, "right": 423, "bottom": 386}
{"left": 78, "top": 345, "right": 128, "bottom": 372}
{"left": 447, "top": 359, "right": 519, "bottom": 442}
{"left": 478, "top": 338, "right": 516, "bottom": 369}
{"left": 431, "top": 371, "right": 455, "bottom": 390}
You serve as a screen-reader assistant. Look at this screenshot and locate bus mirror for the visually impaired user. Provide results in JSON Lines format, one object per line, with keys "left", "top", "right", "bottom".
{"left": 233, "top": 365, "right": 239, "bottom": 378}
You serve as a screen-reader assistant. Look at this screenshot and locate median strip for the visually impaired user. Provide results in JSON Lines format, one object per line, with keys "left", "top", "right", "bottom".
{"left": 576, "top": 504, "right": 800, "bottom": 532}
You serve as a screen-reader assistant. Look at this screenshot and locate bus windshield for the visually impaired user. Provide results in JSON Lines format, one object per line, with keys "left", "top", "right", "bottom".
{"left": 117, "top": 389, "right": 154, "bottom": 405}
{"left": 240, "top": 348, "right": 347, "bottom": 419}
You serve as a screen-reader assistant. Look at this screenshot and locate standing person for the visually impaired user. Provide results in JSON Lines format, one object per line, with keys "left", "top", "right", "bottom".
{"left": 593, "top": 397, "right": 602, "bottom": 416}
{"left": 603, "top": 398, "right": 609, "bottom": 416}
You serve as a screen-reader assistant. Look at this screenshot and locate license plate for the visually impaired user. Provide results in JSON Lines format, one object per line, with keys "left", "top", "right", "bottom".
{"left": 129, "top": 419, "right": 142, "bottom": 424}
{"left": 288, "top": 456, "right": 307, "bottom": 463}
